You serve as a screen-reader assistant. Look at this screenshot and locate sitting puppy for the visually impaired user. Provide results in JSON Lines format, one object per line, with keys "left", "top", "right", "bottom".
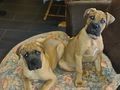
{"left": 59, "top": 8, "right": 115, "bottom": 87}
{"left": 16, "top": 31, "right": 69, "bottom": 90}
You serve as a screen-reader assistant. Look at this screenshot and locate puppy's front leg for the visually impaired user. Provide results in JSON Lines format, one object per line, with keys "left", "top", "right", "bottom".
{"left": 24, "top": 78, "right": 32, "bottom": 90}
{"left": 95, "top": 54, "right": 106, "bottom": 81}
{"left": 75, "top": 54, "right": 83, "bottom": 87}
{"left": 95, "top": 53, "right": 102, "bottom": 76}
{"left": 41, "top": 73, "right": 57, "bottom": 90}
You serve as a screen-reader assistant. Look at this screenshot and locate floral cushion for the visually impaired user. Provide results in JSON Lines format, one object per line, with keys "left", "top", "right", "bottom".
{"left": 0, "top": 31, "right": 120, "bottom": 90}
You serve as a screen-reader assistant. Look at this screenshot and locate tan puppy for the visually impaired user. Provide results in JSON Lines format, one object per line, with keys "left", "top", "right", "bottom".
{"left": 59, "top": 8, "right": 115, "bottom": 87}
{"left": 16, "top": 31, "right": 69, "bottom": 90}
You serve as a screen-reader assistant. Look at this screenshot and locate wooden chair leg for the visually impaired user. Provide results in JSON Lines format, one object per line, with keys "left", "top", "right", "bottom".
{"left": 43, "top": 0, "right": 53, "bottom": 20}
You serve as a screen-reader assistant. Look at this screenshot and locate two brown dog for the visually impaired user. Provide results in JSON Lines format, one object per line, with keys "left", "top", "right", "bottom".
{"left": 17, "top": 8, "right": 115, "bottom": 90}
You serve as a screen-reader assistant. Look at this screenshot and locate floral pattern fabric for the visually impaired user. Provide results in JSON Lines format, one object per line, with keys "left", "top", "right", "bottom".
{"left": 0, "top": 32, "right": 120, "bottom": 90}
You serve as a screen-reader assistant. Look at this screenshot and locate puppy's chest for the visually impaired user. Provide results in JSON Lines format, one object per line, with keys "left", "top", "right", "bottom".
{"left": 83, "top": 40, "right": 102, "bottom": 62}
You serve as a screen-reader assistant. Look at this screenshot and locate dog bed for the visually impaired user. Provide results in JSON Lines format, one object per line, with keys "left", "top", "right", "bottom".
{"left": 0, "top": 31, "right": 120, "bottom": 90}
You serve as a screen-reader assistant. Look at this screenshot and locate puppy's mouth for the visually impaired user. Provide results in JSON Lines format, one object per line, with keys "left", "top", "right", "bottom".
{"left": 86, "top": 23, "right": 101, "bottom": 39}
{"left": 88, "top": 34, "right": 98, "bottom": 39}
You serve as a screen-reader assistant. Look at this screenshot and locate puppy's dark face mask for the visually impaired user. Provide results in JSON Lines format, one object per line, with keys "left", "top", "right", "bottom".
{"left": 84, "top": 8, "right": 107, "bottom": 39}
{"left": 84, "top": 8, "right": 115, "bottom": 39}
{"left": 23, "top": 50, "right": 42, "bottom": 70}
{"left": 86, "top": 16, "right": 106, "bottom": 38}
{"left": 17, "top": 42, "right": 44, "bottom": 71}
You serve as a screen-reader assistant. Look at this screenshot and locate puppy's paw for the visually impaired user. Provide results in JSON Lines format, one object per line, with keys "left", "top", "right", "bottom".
{"left": 75, "top": 79, "right": 87, "bottom": 87}
{"left": 99, "top": 75, "right": 106, "bottom": 81}
{"left": 75, "top": 72, "right": 87, "bottom": 87}
{"left": 97, "top": 72, "right": 103, "bottom": 78}
{"left": 75, "top": 79, "right": 82, "bottom": 87}
{"left": 75, "top": 73, "right": 82, "bottom": 87}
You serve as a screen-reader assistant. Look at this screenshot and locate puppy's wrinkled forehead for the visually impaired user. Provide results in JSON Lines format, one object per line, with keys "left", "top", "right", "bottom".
{"left": 94, "top": 11, "right": 106, "bottom": 20}
{"left": 86, "top": 9, "right": 106, "bottom": 21}
{"left": 20, "top": 42, "right": 43, "bottom": 55}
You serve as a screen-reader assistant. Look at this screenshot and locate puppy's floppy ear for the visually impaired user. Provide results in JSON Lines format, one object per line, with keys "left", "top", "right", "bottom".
{"left": 106, "top": 12, "right": 115, "bottom": 25}
{"left": 83, "top": 8, "right": 96, "bottom": 18}
{"left": 36, "top": 42, "right": 45, "bottom": 53}
{"left": 16, "top": 45, "right": 23, "bottom": 58}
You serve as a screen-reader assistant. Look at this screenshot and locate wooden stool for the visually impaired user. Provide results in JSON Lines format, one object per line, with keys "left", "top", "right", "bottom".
{"left": 43, "top": 0, "right": 66, "bottom": 20}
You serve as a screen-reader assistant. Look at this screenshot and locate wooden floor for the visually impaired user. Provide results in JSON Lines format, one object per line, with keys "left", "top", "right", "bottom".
{"left": 0, "top": 0, "right": 65, "bottom": 62}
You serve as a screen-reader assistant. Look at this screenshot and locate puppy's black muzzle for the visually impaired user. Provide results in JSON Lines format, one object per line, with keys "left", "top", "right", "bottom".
{"left": 86, "top": 23, "right": 101, "bottom": 37}
{"left": 23, "top": 52, "right": 42, "bottom": 70}
{"left": 27, "top": 58, "right": 42, "bottom": 70}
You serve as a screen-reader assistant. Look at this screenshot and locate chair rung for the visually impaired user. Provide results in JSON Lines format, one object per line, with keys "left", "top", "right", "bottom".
{"left": 43, "top": 0, "right": 66, "bottom": 20}
{"left": 52, "top": 5, "right": 66, "bottom": 7}
{"left": 48, "top": 14, "right": 65, "bottom": 17}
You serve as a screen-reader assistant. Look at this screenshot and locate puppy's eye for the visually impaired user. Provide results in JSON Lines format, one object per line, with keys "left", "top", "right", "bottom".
{"left": 89, "top": 16, "right": 95, "bottom": 20}
{"left": 34, "top": 50, "right": 40, "bottom": 55}
{"left": 24, "top": 52, "right": 29, "bottom": 58}
{"left": 100, "top": 18, "right": 106, "bottom": 24}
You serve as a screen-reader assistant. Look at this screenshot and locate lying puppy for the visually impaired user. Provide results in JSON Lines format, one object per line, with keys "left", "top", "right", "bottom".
{"left": 59, "top": 8, "right": 115, "bottom": 87}
{"left": 16, "top": 31, "right": 69, "bottom": 90}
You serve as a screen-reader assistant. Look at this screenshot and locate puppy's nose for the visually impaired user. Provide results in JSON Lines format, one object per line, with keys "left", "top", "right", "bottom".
{"left": 31, "top": 59, "right": 37, "bottom": 65}
{"left": 92, "top": 23, "right": 99, "bottom": 29}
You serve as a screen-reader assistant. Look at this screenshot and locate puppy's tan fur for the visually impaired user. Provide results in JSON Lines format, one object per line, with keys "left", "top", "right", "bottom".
{"left": 59, "top": 8, "right": 115, "bottom": 87}
{"left": 17, "top": 31, "right": 69, "bottom": 90}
